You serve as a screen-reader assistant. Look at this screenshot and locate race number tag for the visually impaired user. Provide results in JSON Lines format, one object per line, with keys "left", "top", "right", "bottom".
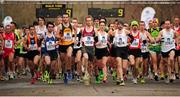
{"left": 29, "top": 44, "right": 37, "bottom": 50}
{"left": 117, "top": 37, "right": 124, "bottom": 46}
{"left": 5, "top": 40, "right": 13, "bottom": 48}
{"left": 64, "top": 28, "right": 73, "bottom": 41}
{"left": 46, "top": 41, "right": 55, "bottom": 51}
{"left": 141, "top": 43, "right": 148, "bottom": 52}
{"left": 131, "top": 39, "right": 139, "bottom": 48}
{"left": 74, "top": 37, "right": 81, "bottom": 48}
{"left": 83, "top": 36, "right": 94, "bottom": 46}
{"left": 100, "top": 36, "right": 107, "bottom": 45}
{"left": 165, "top": 37, "right": 173, "bottom": 45}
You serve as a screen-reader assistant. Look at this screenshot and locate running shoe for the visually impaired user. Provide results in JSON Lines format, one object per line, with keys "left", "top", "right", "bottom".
{"left": 160, "top": 73, "right": 165, "bottom": 80}
{"left": 59, "top": 73, "right": 64, "bottom": 80}
{"left": 175, "top": 73, "right": 179, "bottom": 79}
{"left": 31, "top": 77, "right": 36, "bottom": 84}
{"left": 43, "top": 71, "right": 50, "bottom": 82}
{"left": 116, "top": 79, "right": 120, "bottom": 85}
{"left": 67, "top": 72, "right": 73, "bottom": 81}
{"left": 165, "top": 78, "right": 170, "bottom": 84}
{"left": 140, "top": 77, "right": 145, "bottom": 84}
{"left": 112, "top": 70, "right": 117, "bottom": 80}
{"left": 48, "top": 78, "right": 53, "bottom": 84}
{"left": 98, "top": 70, "right": 104, "bottom": 81}
{"left": 119, "top": 80, "right": 125, "bottom": 86}
{"left": 154, "top": 75, "right": 159, "bottom": 81}
{"left": 132, "top": 78, "right": 137, "bottom": 84}
{"left": 0, "top": 75, "right": 5, "bottom": 81}
{"left": 9, "top": 72, "right": 14, "bottom": 80}
{"left": 64, "top": 73, "right": 68, "bottom": 84}
{"left": 95, "top": 76, "right": 101, "bottom": 84}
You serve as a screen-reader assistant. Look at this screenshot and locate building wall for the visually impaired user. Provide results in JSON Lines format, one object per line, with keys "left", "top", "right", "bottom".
{"left": 0, "top": 2, "right": 180, "bottom": 27}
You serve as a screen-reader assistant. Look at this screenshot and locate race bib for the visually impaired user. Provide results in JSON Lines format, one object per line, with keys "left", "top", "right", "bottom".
{"left": 46, "top": 41, "right": 55, "bottom": 51}
{"left": 5, "top": 40, "right": 13, "bottom": 48}
{"left": 100, "top": 36, "right": 107, "bottom": 45}
{"left": 83, "top": 36, "right": 94, "bottom": 46}
{"left": 131, "top": 39, "right": 139, "bottom": 48}
{"left": 29, "top": 44, "right": 37, "bottom": 50}
{"left": 74, "top": 37, "right": 81, "bottom": 48}
{"left": 164, "top": 37, "right": 174, "bottom": 45}
{"left": 116, "top": 37, "right": 124, "bottom": 46}
{"left": 63, "top": 28, "right": 73, "bottom": 41}
{"left": 141, "top": 43, "right": 148, "bottom": 52}
{"left": 64, "top": 32, "right": 72, "bottom": 41}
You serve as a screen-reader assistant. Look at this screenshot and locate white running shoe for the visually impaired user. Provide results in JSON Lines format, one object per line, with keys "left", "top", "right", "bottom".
{"left": 132, "top": 78, "right": 137, "bottom": 84}
{"left": 120, "top": 80, "right": 125, "bottom": 86}
{"left": 9, "top": 72, "right": 14, "bottom": 79}
{"left": 165, "top": 78, "right": 170, "bottom": 84}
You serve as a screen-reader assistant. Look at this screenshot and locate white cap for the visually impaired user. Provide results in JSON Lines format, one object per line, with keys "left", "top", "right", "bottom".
{"left": 2, "top": 16, "right": 13, "bottom": 27}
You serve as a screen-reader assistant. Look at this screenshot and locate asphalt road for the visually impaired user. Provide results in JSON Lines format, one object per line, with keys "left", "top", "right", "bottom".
{"left": 0, "top": 75, "right": 180, "bottom": 96}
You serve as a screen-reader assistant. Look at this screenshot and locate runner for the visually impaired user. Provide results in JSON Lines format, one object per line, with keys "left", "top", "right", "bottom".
{"left": 128, "top": 20, "right": 142, "bottom": 84}
{"left": 35, "top": 17, "right": 47, "bottom": 37}
{"left": 72, "top": 18, "right": 83, "bottom": 81}
{"left": 148, "top": 18, "right": 161, "bottom": 81}
{"left": 174, "top": 17, "right": 180, "bottom": 79}
{"left": 42, "top": 22, "right": 58, "bottom": 84}
{"left": 12, "top": 24, "right": 26, "bottom": 78}
{"left": 35, "top": 16, "right": 47, "bottom": 78}
{"left": 10, "top": 22, "right": 19, "bottom": 79}
{"left": 156, "top": 20, "right": 176, "bottom": 83}
{"left": 0, "top": 25, "right": 4, "bottom": 81}
{"left": 22, "top": 26, "right": 31, "bottom": 75}
{"left": 3, "top": 24, "right": 16, "bottom": 80}
{"left": 99, "top": 17, "right": 108, "bottom": 33}
{"left": 25, "top": 25, "right": 41, "bottom": 84}
{"left": 53, "top": 15, "right": 62, "bottom": 79}
{"left": 94, "top": 21, "right": 109, "bottom": 83}
{"left": 94, "top": 17, "right": 100, "bottom": 33}
{"left": 107, "top": 22, "right": 117, "bottom": 80}
{"left": 139, "top": 21, "right": 154, "bottom": 83}
{"left": 56, "top": 13, "right": 75, "bottom": 84}
{"left": 113, "top": 21, "right": 131, "bottom": 85}
{"left": 81, "top": 15, "right": 95, "bottom": 78}
{"left": 54, "top": 15, "right": 62, "bottom": 34}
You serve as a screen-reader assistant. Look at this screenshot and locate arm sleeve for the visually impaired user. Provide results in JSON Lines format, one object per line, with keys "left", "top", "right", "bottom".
{"left": 94, "top": 36, "right": 98, "bottom": 43}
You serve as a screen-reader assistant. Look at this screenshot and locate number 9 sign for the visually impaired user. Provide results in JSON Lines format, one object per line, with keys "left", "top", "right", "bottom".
{"left": 118, "top": 9, "right": 123, "bottom": 17}
{"left": 66, "top": 9, "right": 72, "bottom": 17}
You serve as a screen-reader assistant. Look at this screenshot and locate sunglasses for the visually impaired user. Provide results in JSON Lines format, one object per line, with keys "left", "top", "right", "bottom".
{"left": 132, "top": 25, "right": 138, "bottom": 26}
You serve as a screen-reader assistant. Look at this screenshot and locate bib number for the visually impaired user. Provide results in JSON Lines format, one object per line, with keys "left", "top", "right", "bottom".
{"left": 84, "top": 36, "right": 94, "bottom": 46}
{"left": 64, "top": 32, "right": 72, "bottom": 41}
{"left": 165, "top": 38, "right": 174, "bottom": 45}
{"left": 46, "top": 41, "right": 55, "bottom": 51}
{"left": 29, "top": 44, "right": 37, "bottom": 50}
{"left": 131, "top": 39, "right": 139, "bottom": 48}
{"left": 5, "top": 40, "right": 13, "bottom": 48}
{"left": 100, "top": 36, "right": 107, "bottom": 45}
{"left": 141, "top": 43, "right": 148, "bottom": 52}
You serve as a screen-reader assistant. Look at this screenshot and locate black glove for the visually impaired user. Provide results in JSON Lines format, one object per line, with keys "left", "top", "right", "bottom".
{"left": 77, "top": 42, "right": 80, "bottom": 46}
{"left": 128, "top": 34, "right": 134, "bottom": 43}
{"left": 94, "top": 36, "right": 98, "bottom": 43}
{"left": 143, "top": 40, "right": 147, "bottom": 44}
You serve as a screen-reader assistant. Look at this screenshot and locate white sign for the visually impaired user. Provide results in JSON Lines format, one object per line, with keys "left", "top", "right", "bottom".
{"left": 141, "top": 7, "right": 156, "bottom": 29}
